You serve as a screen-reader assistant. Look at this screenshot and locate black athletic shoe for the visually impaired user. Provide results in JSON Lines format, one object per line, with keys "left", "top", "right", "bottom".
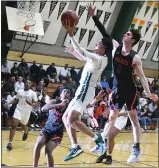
{"left": 6, "top": 143, "right": 12, "bottom": 151}
{"left": 22, "top": 131, "right": 29, "bottom": 141}
{"left": 105, "top": 155, "right": 112, "bottom": 164}
{"left": 96, "top": 151, "right": 107, "bottom": 163}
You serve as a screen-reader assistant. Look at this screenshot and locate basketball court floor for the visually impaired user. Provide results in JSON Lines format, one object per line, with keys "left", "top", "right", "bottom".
{"left": 2, "top": 130, "right": 158, "bottom": 167}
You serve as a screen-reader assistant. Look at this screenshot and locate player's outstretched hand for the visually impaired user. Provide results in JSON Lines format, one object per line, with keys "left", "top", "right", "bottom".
{"left": 86, "top": 3, "right": 96, "bottom": 17}
{"left": 65, "top": 46, "right": 74, "bottom": 54}
{"left": 149, "top": 94, "right": 158, "bottom": 102}
{"left": 62, "top": 20, "right": 75, "bottom": 36}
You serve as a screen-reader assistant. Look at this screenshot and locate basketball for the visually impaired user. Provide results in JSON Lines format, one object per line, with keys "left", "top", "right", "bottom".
{"left": 61, "top": 10, "right": 79, "bottom": 27}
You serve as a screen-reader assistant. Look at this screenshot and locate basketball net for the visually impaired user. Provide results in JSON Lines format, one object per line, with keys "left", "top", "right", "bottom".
{"left": 16, "top": 0, "right": 39, "bottom": 31}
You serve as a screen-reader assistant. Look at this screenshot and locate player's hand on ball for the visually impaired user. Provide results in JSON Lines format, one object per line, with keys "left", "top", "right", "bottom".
{"left": 65, "top": 46, "right": 74, "bottom": 54}
{"left": 149, "top": 94, "right": 158, "bottom": 102}
{"left": 86, "top": 3, "right": 96, "bottom": 16}
{"left": 62, "top": 20, "right": 75, "bottom": 36}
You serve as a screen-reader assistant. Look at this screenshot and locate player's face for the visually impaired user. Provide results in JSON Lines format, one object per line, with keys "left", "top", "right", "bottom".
{"left": 122, "top": 31, "right": 134, "bottom": 45}
{"left": 25, "top": 80, "right": 31, "bottom": 89}
{"left": 94, "top": 41, "right": 105, "bottom": 55}
{"left": 61, "top": 89, "right": 71, "bottom": 99}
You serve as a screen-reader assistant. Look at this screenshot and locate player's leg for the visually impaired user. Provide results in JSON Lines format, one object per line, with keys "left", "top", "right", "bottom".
{"left": 127, "top": 95, "right": 142, "bottom": 163}
{"left": 67, "top": 110, "right": 105, "bottom": 151}
{"left": 20, "top": 110, "right": 31, "bottom": 141}
{"left": 96, "top": 126, "right": 120, "bottom": 163}
{"left": 20, "top": 122, "right": 29, "bottom": 141}
{"left": 90, "top": 92, "right": 124, "bottom": 154}
{"left": 96, "top": 115, "right": 128, "bottom": 164}
{"left": 62, "top": 109, "right": 78, "bottom": 148}
{"left": 45, "top": 133, "right": 63, "bottom": 167}
{"left": 6, "top": 117, "right": 20, "bottom": 150}
{"left": 89, "top": 109, "right": 119, "bottom": 154}
{"left": 63, "top": 108, "right": 83, "bottom": 161}
{"left": 33, "top": 132, "right": 47, "bottom": 167}
{"left": 105, "top": 127, "right": 120, "bottom": 164}
{"left": 101, "top": 91, "right": 123, "bottom": 141}
{"left": 105, "top": 115, "right": 127, "bottom": 164}
{"left": 67, "top": 110, "right": 99, "bottom": 138}
{"left": 45, "top": 139, "right": 60, "bottom": 167}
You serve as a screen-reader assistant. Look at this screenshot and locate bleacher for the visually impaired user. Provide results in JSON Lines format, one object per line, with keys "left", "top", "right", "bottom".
{"left": 45, "top": 83, "right": 63, "bottom": 97}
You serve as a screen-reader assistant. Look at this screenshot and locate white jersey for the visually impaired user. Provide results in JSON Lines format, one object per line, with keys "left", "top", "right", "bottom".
{"left": 16, "top": 89, "right": 38, "bottom": 112}
{"left": 80, "top": 56, "right": 107, "bottom": 87}
{"left": 71, "top": 36, "right": 108, "bottom": 87}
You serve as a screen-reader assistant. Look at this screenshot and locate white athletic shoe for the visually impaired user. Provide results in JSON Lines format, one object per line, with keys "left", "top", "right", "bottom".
{"left": 30, "top": 124, "right": 35, "bottom": 128}
{"left": 127, "top": 147, "right": 142, "bottom": 163}
{"left": 90, "top": 145, "right": 100, "bottom": 152}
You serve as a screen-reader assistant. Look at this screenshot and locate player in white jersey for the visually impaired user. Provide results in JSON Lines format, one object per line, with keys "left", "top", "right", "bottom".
{"left": 6, "top": 80, "right": 39, "bottom": 151}
{"left": 62, "top": 20, "right": 113, "bottom": 161}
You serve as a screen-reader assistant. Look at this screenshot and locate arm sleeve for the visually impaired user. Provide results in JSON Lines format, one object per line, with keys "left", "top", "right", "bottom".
{"left": 70, "top": 36, "right": 101, "bottom": 62}
{"left": 92, "top": 15, "right": 112, "bottom": 40}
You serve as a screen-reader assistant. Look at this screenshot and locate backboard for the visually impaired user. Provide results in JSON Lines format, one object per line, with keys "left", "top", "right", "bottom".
{"left": 6, "top": 6, "right": 44, "bottom": 36}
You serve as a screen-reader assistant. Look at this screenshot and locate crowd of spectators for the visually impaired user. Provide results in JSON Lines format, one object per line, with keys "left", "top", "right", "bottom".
{"left": 1, "top": 59, "right": 159, "bottom": 132}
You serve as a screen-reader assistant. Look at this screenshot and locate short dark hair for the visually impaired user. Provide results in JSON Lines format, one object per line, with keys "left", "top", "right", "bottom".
{"left": 129, "top": 28, "right": 141, "bottom": 46}
{"left": 101, "top": 37, "right": 113, "bottom": 52}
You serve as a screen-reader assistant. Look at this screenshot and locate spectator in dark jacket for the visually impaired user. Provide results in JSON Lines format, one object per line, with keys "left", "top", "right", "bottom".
{"left": 70, "top": 66, "right": 77, "bottom": 82}
{"left": 46, "top": 63, "right": 57, "bottom": 83}
{"left": 37, "top": 64, "right": 49, "bottom": 86}
{"left": 11, "top": 62, "right": 21, "bottom": 78}
{"left": 18, "top": 58, "right": 30, "bottom": 77}
{"left": 30, "top": 60, "right": 40, "bottom": 82}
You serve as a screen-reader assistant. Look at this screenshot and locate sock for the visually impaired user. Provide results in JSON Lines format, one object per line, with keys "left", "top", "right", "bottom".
{"left": 93, "top": 134, "right": 98, "bottom": 141}
{"left": 72, "top": 144, "right": 78, "bottom": 148}
{"left": 134, "top": 143, "right": 140, "bottom": 150}
{"left": 107, "top": 153, "right": 112, "bottom": 156}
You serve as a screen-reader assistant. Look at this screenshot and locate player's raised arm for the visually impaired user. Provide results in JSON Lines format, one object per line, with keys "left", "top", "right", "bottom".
{"left": 65, "top": 46, "right": 87, "bottom": 61}
{"left": 86, "top": 3, "right": 119, "bottom": 50}
{"left": 63, "top": 20, "right": 101, "bottom": 62}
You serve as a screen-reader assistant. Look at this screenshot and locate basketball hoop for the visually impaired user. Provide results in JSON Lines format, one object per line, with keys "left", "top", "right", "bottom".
{"left": 16, "top": 0, "right": 39, "bottom": 31}
{"left": 24, "top": 20, "right": 36, "bottom": 31}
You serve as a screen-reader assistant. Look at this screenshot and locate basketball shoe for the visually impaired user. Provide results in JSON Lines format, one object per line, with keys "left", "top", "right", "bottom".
{"left": 127, "top": 144, "right": 142, "bottom": 163}
{"left": 64, "top": 145, "right": 83, "bottom": 161}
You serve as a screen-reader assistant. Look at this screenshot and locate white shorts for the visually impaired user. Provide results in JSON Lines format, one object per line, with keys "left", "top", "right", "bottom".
{"left": 13, "top": 108, "right": 32, "bottom": 125}
{"left": 66, "top": 85, "right": 95, "bottom": 115}
{"left": 114, "top": 116, "right": 128, "bottom": 131}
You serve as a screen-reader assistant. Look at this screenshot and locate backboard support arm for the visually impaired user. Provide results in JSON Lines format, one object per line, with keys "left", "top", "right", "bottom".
{"left": 14, "top": 32, "right": 38, "bottom": 58}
